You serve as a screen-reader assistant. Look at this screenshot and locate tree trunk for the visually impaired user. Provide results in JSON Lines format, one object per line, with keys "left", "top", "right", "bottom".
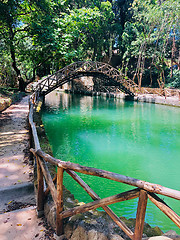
{"left": 9, "top": 26, "right": 27, "bottom": 91}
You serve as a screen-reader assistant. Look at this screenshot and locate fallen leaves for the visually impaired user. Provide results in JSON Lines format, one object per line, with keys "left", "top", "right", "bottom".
{"left": 5, "top": 200, "right": 35, "bottom": 212}
{"left": 17, "top": 224, "right": 22, "bottom": 226}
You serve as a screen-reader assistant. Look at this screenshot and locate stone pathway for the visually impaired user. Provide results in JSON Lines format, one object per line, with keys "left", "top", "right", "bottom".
{"left": 0, "top": 96, "right": 55, "bottom": 240}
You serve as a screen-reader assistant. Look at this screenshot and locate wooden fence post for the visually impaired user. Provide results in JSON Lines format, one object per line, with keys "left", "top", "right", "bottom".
{"left": 29, "top": 123, "right": 34, "bottom": 164}
{"left": 134, "top": 190, "right": 148, "bottom": 240}
{"left": 28, "top": 102, "right": 34, "bottom": 164}
{"left": 36, "top": 155, "right": 44, "bottom": 217}
{"left": 56, "top": 167, "right": 64, "bottom": 236}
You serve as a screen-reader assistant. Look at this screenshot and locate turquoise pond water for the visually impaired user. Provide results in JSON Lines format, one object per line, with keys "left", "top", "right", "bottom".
{"left": 41, "top": 91, "right": 180, "bottom": 234}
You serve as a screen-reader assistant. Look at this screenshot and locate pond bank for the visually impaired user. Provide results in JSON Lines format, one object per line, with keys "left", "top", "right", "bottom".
{"left": 134, "top": 94, "right": 180, "bottom": 107}
{"left": 65, "top": 90, "right": 180, "bottom": 107}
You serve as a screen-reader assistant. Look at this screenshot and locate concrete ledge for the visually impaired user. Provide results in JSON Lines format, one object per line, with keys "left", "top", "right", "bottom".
{"left": 135, "top": 95, "right": 180, "bottom": 107}
{"left": 0, "top": 182, "right": 35, "bottom": 212}
{"left": 0, "top": 182, "right": 34, "bottom": 199}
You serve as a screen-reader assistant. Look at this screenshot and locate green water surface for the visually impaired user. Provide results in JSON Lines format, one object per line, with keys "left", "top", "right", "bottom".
{"left": 41, "top": 92, "right": 180, "bottom": 234}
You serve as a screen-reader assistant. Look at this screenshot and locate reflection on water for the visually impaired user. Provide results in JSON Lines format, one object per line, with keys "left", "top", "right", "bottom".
{"left": 42, "top": 91, "right": 180, "bottom": 234}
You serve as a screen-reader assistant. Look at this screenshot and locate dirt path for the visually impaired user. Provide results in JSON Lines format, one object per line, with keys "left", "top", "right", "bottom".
{"left": 0, "top": 96, "right": 56, "bottom": 240}
{"left": 0, "top": 96, "right": 32, "bottom": 187}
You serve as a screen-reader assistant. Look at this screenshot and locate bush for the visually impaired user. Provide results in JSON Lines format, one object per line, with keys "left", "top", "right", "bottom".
{"left": 167, "top": 69, "right": 180, "bottom": 89}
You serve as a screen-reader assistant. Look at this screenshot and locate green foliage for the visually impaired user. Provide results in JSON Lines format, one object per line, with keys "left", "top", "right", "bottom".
{"left": 0, "top": 0, "right": 179, "bottom": 89}
{"left": 120, "top": 0, "right": 180, "bottom": 86}
{"left": 59, "top": 2, "right": 114, "bottom": 63}
{"left": 167, "top": 70, "right": 180, "bottom": 89}
{"left": 0, "top": 0, "right": 115, "bottom": 86}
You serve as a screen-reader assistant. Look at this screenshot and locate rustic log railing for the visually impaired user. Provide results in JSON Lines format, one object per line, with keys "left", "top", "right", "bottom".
{"left": 29, "top": 95, "right": 180, "bottom": 240}
{"left": 140, "top": 87, "right": 180, "bottom": 98}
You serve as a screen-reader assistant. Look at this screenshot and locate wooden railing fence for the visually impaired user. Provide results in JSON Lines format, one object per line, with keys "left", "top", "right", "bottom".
{"left": 29, "top": 94, "right": 180, "bottom": 240}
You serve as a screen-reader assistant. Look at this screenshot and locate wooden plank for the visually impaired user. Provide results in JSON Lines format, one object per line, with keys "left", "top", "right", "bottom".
{"left": 59, "top": 188, "right": 139, "bottom": 219}
{"left": 29, "top": 103, "right": 41, "bottom": 151}
{"left": 44, "top": 175, "right": 57, "bottom": 197}
{"left": 148, "top": 193, "right": 180, "bottom": 228}
{"left": 36, "top": 155, "right": 44, "bottom": 216}
{"left": 66, "top": 169, "right": 134, "bottom": 239}
{"left": 56, "top": 167, "right": 64, "bottom": 236}
{"left": 38, "top": 157, "right": 57, "bottom": 205}
{"left": 28, "top": 112, "right": 34, "bottom": 162}
{"left": 36, "top": 149, "right": 180, "bottom": 201}
{"left": 31, "top": 148, "right": 57, "bottom": 205}
{"left": 134, "top": 190, "right": 148, "bottom": 240}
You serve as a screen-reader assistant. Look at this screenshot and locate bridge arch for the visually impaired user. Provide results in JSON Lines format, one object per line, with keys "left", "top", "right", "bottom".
{"left": 34, "top": 61, "right": 140, "bottom": 97}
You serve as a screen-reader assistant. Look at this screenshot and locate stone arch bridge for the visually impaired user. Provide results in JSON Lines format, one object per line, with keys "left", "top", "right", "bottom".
{"left": 34, "top": 61, "right": 140, "bottom": 97}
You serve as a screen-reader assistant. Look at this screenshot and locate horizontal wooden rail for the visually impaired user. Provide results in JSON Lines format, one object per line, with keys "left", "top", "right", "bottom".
{"left": 35, "top": 149, "right": 180, "bottom": 201}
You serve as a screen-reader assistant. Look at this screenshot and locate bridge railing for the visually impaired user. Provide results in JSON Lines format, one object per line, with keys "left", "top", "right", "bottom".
{"left": 29, "top": 95, "right": 180, "bottom": 240}
{"left": 33, "top": 61, "right": 141, "bottom": 97}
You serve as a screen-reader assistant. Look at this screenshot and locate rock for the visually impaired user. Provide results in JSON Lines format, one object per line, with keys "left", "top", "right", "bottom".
{"left": 148, "top": 237, "right": 173, "bottom": 240}
{"left": 144, "top": 225, "right": 163, "bottom": 237}
{"left": 163, "top": 230, "right": 180, "bottom": 239}
{"left": 87, "top": 229, "right": 108, "bottom": 240}
{"left": 44, "top": 201, "right": 56, "bottom": 229}
{"left": 163, "top": 230, "right": 179, "bottom": 237}
{"left": 64, "top": 224, "right": 73, "bottom": 239}
{"left": 0, "top": 98, "right": 12, "bottom": 112}
{"left": 109, "top": 234, "right": 124, "bottom": 240}
{"left": 70, "top": 226, "right": 88, "bottom": 240}
{"left": 54, "top": 234, "right": 67, "bottom": 240}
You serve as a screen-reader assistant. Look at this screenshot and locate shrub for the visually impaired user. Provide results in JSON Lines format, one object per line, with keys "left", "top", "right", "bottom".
{"left": 167, "top": 69, "right": 180, "bottom": 89}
